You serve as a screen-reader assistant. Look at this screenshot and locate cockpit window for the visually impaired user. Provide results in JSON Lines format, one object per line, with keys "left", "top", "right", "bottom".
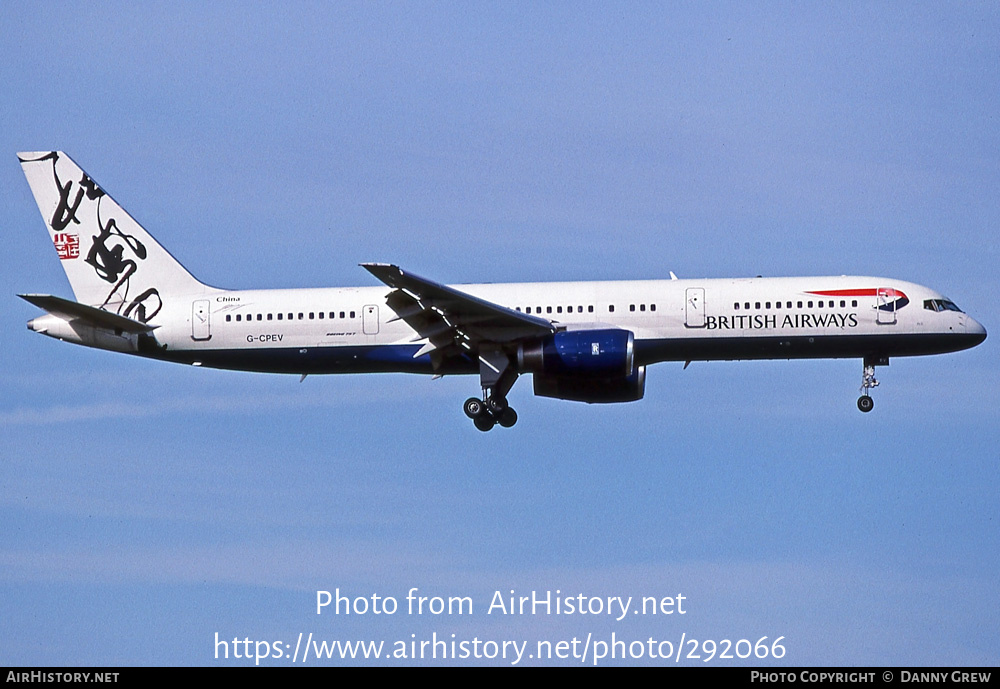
{"left": 923, "top": 299, "right": 963, "bottom": 313}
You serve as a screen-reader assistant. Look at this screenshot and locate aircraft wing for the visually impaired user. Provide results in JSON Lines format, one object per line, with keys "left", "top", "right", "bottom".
{"left": 360, "top": 263, "right": 556, "bottom": 364}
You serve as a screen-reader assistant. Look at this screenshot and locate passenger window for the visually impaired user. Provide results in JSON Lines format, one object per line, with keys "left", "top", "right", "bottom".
{"left": 650, "top": 304, "right": 656, "bottom": 312}
{"left": 807, "top": 301, "right": 813, "bottom": 308}
{"left": 226, "top": 314, "right": 232, "bottom": 322}
{"left": 588, "top": 305, "right": 594, "bottom": 313}
{"left": 630, "top": 304, "right": 636, "bottom": 312}
{"left": 609, "top": 305, "right": 615, "bottom": 313}
{"left": 640, "top": 304, "right": 646, "bottom": 312}
{"left": 267, "top": 314, "right": 273, "bottom": 321}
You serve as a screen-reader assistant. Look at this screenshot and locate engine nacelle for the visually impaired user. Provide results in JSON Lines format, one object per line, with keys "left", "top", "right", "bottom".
{"left": 533, "top": 365, "right": 646, "bottom": 404}
{"left": 517, "top": 329, "right": 634, "bottom": 378}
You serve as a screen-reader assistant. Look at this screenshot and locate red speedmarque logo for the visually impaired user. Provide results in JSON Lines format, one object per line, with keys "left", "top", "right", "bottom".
{"left": 53, "top": 233, "right": 79, "bottom": 260}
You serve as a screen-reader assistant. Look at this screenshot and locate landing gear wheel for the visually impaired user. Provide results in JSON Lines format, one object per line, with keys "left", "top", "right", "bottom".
{"left": 497, "top": 407, "right": 518, "bottom": 428}
{"left": 464, "top": 397, "right": 484, "bottom": 419}
{"left": 857, "top": 395, "right": 874, "bottom": 413}
{"left": 474, "top": 414, "right": 496, "bottom": 432}
{"left": 486, "top": 396, "right": 508, "bottom": 415}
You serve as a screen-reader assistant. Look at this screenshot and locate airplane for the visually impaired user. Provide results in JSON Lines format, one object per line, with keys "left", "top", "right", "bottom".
{"left": 17, "top": 151, "right": 987, "bottom": 431}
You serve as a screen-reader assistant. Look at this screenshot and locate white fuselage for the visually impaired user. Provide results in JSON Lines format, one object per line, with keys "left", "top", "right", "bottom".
{"left": 115, "top": 274, "right": 984, "bottom": 375}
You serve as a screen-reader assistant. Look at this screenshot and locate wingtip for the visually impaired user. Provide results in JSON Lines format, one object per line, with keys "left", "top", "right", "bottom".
{"left": 17, "top": 293, "right": 50, "bottom": 305}
{"left": 360, "top": 262, "right": 402, "bottom": 277}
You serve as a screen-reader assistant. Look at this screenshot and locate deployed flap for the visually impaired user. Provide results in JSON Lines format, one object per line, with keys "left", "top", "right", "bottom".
{"left": 18, "top": 294, "right": 157, "bottom": 334}
{"left": 360, "top": 263, "right": 556, "bottom": 366}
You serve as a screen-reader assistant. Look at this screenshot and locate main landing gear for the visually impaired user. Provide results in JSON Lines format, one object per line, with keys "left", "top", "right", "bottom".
{"left": 464, "top": 395, "right": 518, "bottom": 431}
{"left": 857, "top": 357, "right": 885, "bottom": 413}
{"left": 465, "top": 345, "right": 519, "bottom": 431}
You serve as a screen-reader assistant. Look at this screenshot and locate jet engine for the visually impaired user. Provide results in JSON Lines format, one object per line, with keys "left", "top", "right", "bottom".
{"left": 517, "top": 329, "right": 645, "bottom": 403}
{"left": 532, "top": 365, "right": 646, "bottom": 403}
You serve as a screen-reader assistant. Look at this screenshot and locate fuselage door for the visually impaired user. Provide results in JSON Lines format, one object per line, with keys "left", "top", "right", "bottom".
{"left": 191, "top": 300, "right": 211, "bottom": 340}
{"left": 685, "top": 288, "right": 706, "bottom": 328}
{"left": 877, "top": 288, "right": 897, "bottom": 325}
{"left": 363, "top": 304, "right": 379, "bottom": 335}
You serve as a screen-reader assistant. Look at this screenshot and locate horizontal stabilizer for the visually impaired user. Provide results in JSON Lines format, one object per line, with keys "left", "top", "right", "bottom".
{"left": 18, "top": 294, "right": 158, "bottom": 334}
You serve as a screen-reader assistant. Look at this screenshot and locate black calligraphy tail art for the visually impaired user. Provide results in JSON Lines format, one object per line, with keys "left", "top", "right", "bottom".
{"left": 18, "top": 151, "right": 208, "bottom": 324}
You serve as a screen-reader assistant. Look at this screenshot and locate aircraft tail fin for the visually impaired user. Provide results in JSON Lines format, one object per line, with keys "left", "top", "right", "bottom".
{"left": 17, "top": 151, "right": 210, "bottom": 323}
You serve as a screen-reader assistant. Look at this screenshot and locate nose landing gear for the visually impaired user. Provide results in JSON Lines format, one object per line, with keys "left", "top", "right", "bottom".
{"left": 857, "top": 393, "right": 874, "bottom": 413}
{"left": 857, "top": 357, "right": 885, "bottom": 413}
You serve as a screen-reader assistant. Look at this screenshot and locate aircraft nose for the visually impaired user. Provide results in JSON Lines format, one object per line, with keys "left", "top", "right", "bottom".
{"left": 966, "top": 316, "right": 987, "bottom": 345}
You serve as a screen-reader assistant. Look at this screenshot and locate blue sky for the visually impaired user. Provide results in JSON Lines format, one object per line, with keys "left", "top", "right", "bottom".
{"left": 1, "top": 2, "right": 997, "bottom": 666}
